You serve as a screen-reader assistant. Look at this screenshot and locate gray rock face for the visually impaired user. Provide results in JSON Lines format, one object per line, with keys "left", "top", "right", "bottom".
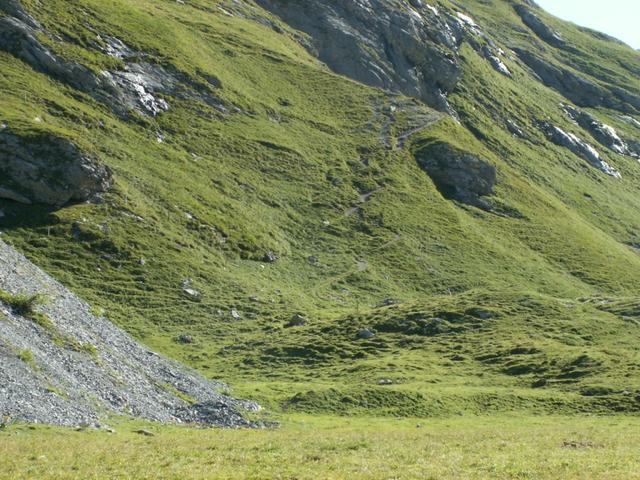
{"left": 0, "top": 1, "right": 226, "bottom": 117}
{"left": 562, "top": 104, "right": 638, "bottom": 157}
{"left": 506, "top": 119, "right": 526, "bottom": 138}
{"left": 514, "top": 49, "right": 640, "bottom": 114}
{"left": 514, "top": 49, "right": 606, "bottom": 107}
{"left": 482, "top": 46, "right": 511, "bottom": 77}
{"left": 619, "top": 115, "right": 640, "bottom": 130}
{"left": 513, "top": 4, "right": 565, "bottom": 47}
{"left": 414, "top": 142, "right": 496, "bottom": 209}
{"left": 537, "top": 122, "right": 621, "bottom": 177}
{"left": 0, "top": 131, "right": 112, "bottom": 206}
{"left": 255, "top": 0, "right": 463, "bottom": 114}
{"left": 0, "top": 0, "right": 39, "bottom": 28}
{"left": 0, "top": 241, "right": 257, "bottom": 426}
{"left": 0, "top": 15, "right": 117, "bottom": 99}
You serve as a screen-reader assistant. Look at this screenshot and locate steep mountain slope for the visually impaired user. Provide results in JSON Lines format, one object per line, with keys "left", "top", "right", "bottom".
{"left": 0, "top": 0, "right": 639, "bottom": 417}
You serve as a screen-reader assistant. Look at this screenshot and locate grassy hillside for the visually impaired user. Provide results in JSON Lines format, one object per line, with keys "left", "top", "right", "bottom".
{"left": 1, "top": 0, "right": 640, "bottom": 420}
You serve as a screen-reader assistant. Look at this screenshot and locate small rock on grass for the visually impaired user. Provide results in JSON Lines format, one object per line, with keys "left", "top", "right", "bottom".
{"left": 287, "top": 313, "right": 307, "bottom": 327}
{"left": 263, "top": 251, "right": 278, "bottom": 263}
{"left": 182, "top": 288, "right": 201, "bottom": 301}
{"left": 357, "top": 328, "right": 375, "bottom": 339}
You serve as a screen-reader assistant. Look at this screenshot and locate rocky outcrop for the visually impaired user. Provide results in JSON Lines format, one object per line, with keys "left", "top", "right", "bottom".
{"left": 255, "top": 0, "right": 519, "bottom": 113}
{"left": 414, "top": 142, "right": 496, "bottom": 209}
{"left": 0, "top": 130, "right": 113, "bottom": 206}
{"left": 514, "top": 4, "right": 565, "bottom": 48}
{"left": 0, "top": 241, "right": 258, "bottom": 426}
{"left": 0, "top": 14, "right": 121, "bottom": 102}
{"left": 0, "top": 1, "right": 226, "bottom": 117}
{"left": 562, "top": 104, "right": 638, "bottom": 157}
{"left": 537, "top": 122, "right": 621, "bottom": 177}
{"left": 506, "top": 119, "right": 526, "bottom": 138}
{"left": 482, "top": 46, "right": 512, "bottom": 76}
{"left": 255, "top": 0, "right": 463, "bottom": 114}
{"left": 619, "top": 115, "right": 640, "bottom": 130}
{"left": 514, "top": 49, "right": 607, "bottom": 106}
{"left": 514, "top": 49, "right": 640, "bottom": 114}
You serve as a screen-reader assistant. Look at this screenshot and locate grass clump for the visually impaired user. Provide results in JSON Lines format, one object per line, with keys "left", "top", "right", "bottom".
{"left": 157, "top": 383, "right": 197, "bottom": 405}
{"left": 0, "top": 290, "right": 98, "bottom": 357}
{"left": 0, "top": 291, "right": 44, "bottom": 319}
{"left": 16, "top": 349, "right": 36, "bottom": 369}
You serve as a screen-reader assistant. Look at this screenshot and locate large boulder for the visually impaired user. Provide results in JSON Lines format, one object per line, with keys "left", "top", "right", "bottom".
{"left": 0, "top": 130, "right": 113, "bottom": 206}
{"left": 414, "top": 142, "right": 496, "bottom": 209}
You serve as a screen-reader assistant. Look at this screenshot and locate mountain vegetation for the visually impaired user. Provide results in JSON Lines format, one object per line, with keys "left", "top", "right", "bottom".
{"left": 0, "top": 0, "right": 639, "bottom": 477}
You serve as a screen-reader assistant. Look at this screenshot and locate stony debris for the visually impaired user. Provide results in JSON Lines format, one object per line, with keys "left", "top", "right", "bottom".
{"left": 414, "top": 141, "right": 497, "bottom": 209}
{"left": 561, "top": 104, "right": 638, "bottom": 157}
{"left": 619, "top": 115, "right": 640, "bottom": 130}
{"left": 468, "top": 308, "right": 493, "bottom": 319}
{"left": 538, "top": 122, "right": 621, "bottom": 177}
{"left": 174, "top": 334, "right": 195, "bottom": 344}
{"left": 0, "top": 241, "right": 257, "bottom": 427}
{"left": 378, "top": 298, "right": 401, "bottom": 307}
{"left": 94, "top": 35, "right": 135, "bottom": 60}
{"left": 562, "top": 440, "right": 600, "bottom": 449}
{"left": 506, "top": 119, "right": 526, "bottom": 138}
{"left": 182, "top": 288, "right": 202, "bottom": 301}
{"left": 0, "top": 130, "right": 112, "bottom": 206}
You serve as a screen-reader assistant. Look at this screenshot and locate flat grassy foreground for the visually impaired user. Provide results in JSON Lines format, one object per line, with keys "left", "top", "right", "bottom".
{"left": 1, "top": 415, "right": 639, "bottom": 479}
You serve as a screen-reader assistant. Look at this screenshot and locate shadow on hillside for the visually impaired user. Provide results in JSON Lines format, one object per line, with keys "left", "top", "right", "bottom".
{"left": 0, "top": 200, "right": 61, "bottom": 229}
